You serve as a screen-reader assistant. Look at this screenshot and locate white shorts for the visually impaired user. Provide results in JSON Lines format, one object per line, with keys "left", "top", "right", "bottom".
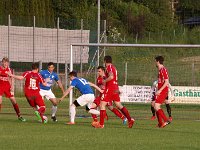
{"left": 39, "top": 89, "right": 56, "bottom": 100}
{"left": 76, "top": 94, "right": 95, "bottom": 109}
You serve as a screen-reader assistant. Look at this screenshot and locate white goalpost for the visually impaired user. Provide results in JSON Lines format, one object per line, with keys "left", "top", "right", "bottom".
{"left": 69, "top": 43, "right": 200, "bottom": 107}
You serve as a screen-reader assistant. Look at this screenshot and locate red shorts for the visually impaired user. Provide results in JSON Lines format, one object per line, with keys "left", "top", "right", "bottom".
{"left": 101, "top": 88, "right": 120, "bottom": 103}
{"left": 155, "top": 90, "right": 168, "bottom": 104}
{"left": 93, "top": 96, "right": 101, "bottom": 106}
{"left": 94, "top": 96, "right": 113, "bottom": 107}
{"left": 25, "top": 90, "right": 45, "bottom": 108}
{"left": 0, "top": 83, "right": 13, "bottom": 98}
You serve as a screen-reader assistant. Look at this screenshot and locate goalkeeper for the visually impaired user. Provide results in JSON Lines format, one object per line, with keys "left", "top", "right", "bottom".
{"left": 150, "top": 80, "right": 174, "bottom": 122}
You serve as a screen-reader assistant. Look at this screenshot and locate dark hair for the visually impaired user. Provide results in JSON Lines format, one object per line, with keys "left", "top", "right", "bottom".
{"left": 68, "top": 71, "right": 77, "bottom": 77}
{"left": 47, "top": 62, "right": 54, "bottom": 67}
{"left": 155, "top": 56, "right": 164, "bottom": 64}
{"left": 32, "top": 63, "right": 39, "bottom": 70}
{"left": 104, "top": 55, "right": 112, "bottom": 63}
{"left": 2, "top": 57, "right": 9, "bottom": 62}
{"left": 97, "top": 66, "right": 105, "bottom": 71}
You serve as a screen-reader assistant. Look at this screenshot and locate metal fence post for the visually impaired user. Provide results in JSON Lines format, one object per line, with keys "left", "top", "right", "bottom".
{"left": 57, "top": 17, "right": 59, "bottom": 74}
{"left": 33, "top": 16, "right": 35, "bottom": 62}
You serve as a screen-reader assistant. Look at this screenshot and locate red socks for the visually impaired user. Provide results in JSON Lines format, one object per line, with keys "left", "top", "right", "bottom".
{"left": 13, "top": 103, "right": 20, "bottom": 117}
{"left": 100, "top": 110, "right": 106, "bottom": 126}
{"left": 156, "top": 109, "right": 168, "bottom": 125}
{"left": 120, "top": 107, "right": 131, "bottom": 121}
{"left": 91, "top": 114, "right": 98, "bottom": 122}
{"left": 38, "top": 106, "right": 46, "bottom": 122}
{"left": 112, "top": 108, "right": 124, "bottom": 120}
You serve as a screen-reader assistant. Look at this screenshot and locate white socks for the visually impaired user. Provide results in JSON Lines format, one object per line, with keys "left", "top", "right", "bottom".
{"left": 88, "top": 109, "right": 100, "bottom": 115}
{"left": 70, "top": 105, "right": 76, "bottom": 123}
{"left": 51, "top": 106, "right": 57, "bottom": 117}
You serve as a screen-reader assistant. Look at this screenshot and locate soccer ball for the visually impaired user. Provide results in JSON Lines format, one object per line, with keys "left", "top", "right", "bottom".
{"left": 43, "top": 116, "right": 48, "bottom": 123}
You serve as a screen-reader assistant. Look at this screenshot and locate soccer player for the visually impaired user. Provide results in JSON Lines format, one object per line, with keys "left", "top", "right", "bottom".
{"left": 93, "top": 55, "right": 135, "bottom": 128}
{"left": 59, "top": 71, "right": 103, "bottom": 124}
{"left": 6, "top": 63, "right": 47, "bottom": 123}
{"left": 150, "top": 80, "right": 174, "bottom": 121}
{"left": 154, "top": 56, "right": 170, "bottom": 128}
{"left": 0, "top": 57, "right": 26, "bottom": 121}
{"left": 39, "top": 62, "right": 65, "bottom": 122}
{"left": 90, "top": 66, "right": 127, "bottom": 124}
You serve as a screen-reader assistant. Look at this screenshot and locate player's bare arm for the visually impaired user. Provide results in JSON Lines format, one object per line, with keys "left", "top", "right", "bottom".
{"left": 89, "top": 82, "right": 104, "bottom": 93}
{"left": 59, "top": 86, "right": 73, "bottom": 102}
{"left": 6, "top": 71, "right": 25, "bottom": 80}
{"left": 42, "top": 81, "right": 47, "bottom": 86}
{"left": 104, "top": 71, "right": 114, "bottom": 83}
{"left": 156, "top": 79, "right": 169, "bottom": 95}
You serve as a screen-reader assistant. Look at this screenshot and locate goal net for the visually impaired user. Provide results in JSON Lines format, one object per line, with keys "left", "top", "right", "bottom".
{"left": 70, "top": 43, "right": 200, "bottom": 120}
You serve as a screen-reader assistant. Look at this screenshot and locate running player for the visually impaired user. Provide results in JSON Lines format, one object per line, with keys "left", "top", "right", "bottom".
{"left": 154, "top": 56, "right": 170, "bottom": 128}
{"left": 150, "top": 80, "right": 174, "bottom": 121}
{"left": 0, "top": 57, "right": 26, "bottom": 121}
{"left": 59, "top": 71, "right": 103, "bottom": 125}
{"left": 6, "top": 63, "right": 47, "bottom": 123}
{"left": 39, "top": 62, "right": 65, "bottom": 122}
{"left": 93, "top": 55, "right": 134, "bottom": 128}
{"left": 90, "top": 66, "right": 127, "bottom": 125}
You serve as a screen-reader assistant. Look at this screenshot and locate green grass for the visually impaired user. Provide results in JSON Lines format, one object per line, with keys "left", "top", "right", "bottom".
{"left": 1, "top": 97, "right": 200, "bottom": 150}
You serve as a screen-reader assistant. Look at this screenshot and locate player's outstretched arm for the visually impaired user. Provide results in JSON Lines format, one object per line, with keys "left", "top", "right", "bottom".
{"left": 89, "top": 82, "right": 104, "bottom": 93}
{"left": 59, "top": 86, "right": 73, "bottom": 102}
{"left": 6, "top": 71, "right": 24, "bottom": 80}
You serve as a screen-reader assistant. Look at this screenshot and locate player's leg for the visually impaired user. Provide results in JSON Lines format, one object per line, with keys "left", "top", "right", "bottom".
{"left": 7, "top": 91, "right": 26, "bottom": 121}
{"left": 0, "top": 96, "right": 2, "bottom": 112}
{"left": 35, "top": 95, "right": 46, "bottom": 123}
{"left": 151, "top": 101, "right": 156, "bottom": 120}
{"left": 40, "top": 89, "right": 58, "bottom": 122}
{"left": 114, "top": 101, "right": 134, "bottom": 128}
{"left": 87, "top": 102, "right": 98, "bottom": 122}
{"left": 87, "top": 95, "right": 100, "bottom": 116}
{"left": 26, "top": 95, "right": 41, "bottom": 121}
{"left": 165, "top": 98, "right": 172, "bottom": 121}
{"left": 154, "top": 93, "right": 170, "bottom": 128}
{"left": 0, "top": 86, "right": 4, "bottom": 112}
{"left": 67, "top": 100, "right": 79, "bottom": 124}
{"left": 107, "top": 104, "right": 126, "bottom": 124}
{"left": 49, "top": 98, "right": 58, "bottom": 122}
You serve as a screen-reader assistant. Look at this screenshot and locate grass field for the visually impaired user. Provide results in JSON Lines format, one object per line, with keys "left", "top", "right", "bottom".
{"left": 1, "top": 97, "right": 200, "bottom": 150}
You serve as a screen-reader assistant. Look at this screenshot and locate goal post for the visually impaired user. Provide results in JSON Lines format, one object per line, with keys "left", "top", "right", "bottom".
{"left": 69, "top": 43, "right": 200, "bottom": 119}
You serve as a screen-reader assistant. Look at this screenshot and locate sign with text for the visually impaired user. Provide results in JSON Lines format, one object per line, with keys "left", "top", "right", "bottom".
{"left": 119, "top": 85, "right": 200, "bottom": 104}
{"left": 119, "top": 85, "right": 151, "bottom": 103}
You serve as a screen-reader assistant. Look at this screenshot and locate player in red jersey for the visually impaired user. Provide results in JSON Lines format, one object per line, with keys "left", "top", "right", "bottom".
{"left": 6, "top": 63, "right": 47, "bottom": 123}
{"left": 0, "top": 57, "right": 26, "bottom": 121}
{"left": 93, "top": 56, "right": 134, "bottom": 128}
{"left": 154, "top": 56, "right": 170, "bottom": 128}
{"left": 90, "top": 66, "right": 127, "bottom": 125}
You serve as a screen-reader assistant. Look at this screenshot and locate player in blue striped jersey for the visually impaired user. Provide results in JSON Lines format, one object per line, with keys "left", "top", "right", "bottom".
{"left": 39, "top": 62, "right": 64, "bottom": 122}
{"left": 59, "top": 71, "right": 103, "bottom": 125}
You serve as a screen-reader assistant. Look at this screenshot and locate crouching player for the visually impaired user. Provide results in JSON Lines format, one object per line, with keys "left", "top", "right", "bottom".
{"left": 6, "top": 63, "right": 48, "bottom": 123}
{"left": 90, "top": 66, "right": 127, "bottom": 125}
{"left": 59, "top": 71, "right": 103, "bottom": 125}
{"left": 93, "top": 56, "right": 135, "bottom": 128}
{"left": 150, "top": 80, "right": 174, "bottom": 122}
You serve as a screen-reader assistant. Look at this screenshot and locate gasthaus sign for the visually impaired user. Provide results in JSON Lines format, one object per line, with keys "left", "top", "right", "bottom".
{"left": 119, "top": 85, "right": 200, "bottom": 104}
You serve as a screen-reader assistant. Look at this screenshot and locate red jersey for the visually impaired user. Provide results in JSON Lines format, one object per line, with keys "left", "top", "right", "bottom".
{"left": 96, "top": 76, "right": 106, "bottom": 90}
{"left": 105, "top": 64, "right": 118, "bottom": 90}
{"left": 157, "top": 67, "right": 169, "bottom": 91}
{"left": 0, "top": 66, "right": 12, "bottom": 86}
{"left": 22, "top": 71, "right": 44, "bottom": 93}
